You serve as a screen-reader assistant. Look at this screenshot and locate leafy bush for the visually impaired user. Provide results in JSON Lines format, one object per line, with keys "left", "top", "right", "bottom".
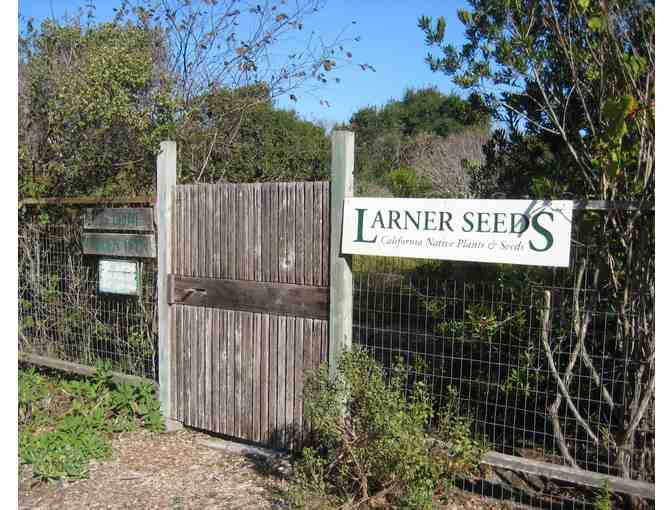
{"left": 386, "top": 167, "right": 431, "bottom": 198}
{"left": 287, "top": 348, "right": 485, "bottom": 509}
{"left": 18, "top": 363, "right": 163, "bottom": 481}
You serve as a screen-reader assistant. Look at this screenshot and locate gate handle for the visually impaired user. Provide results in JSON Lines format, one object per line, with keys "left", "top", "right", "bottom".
{"left": 182, "top": 287, "right": 207, "bottom": 300}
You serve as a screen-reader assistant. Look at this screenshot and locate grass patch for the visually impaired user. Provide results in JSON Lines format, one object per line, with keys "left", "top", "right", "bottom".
{"left": 18, "top": 363, "right": 163, "bottom": 481}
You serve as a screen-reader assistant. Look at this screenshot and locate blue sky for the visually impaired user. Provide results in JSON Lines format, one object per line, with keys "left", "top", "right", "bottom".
{"left": 18, "top": 0, "right": 472, "bottom": 125}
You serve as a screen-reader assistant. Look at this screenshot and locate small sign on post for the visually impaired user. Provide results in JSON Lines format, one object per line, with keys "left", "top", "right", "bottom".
{"left": 84, "top": 208, "right": 154, "bottom": 232}
{"left": 82, "top": 232, "right": 156, "bottom": 258}
{"left": 98, "top": 259, "right": 140, "bottom": 296}
{"left": 341, "top": 198, "right": 573, "bottom": 267}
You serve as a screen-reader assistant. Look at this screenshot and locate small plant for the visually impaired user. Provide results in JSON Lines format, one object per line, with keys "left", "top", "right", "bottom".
{"left": 19, "top": 364, "right": 163, "bottom": 481}
{"left": 287, "top": 348, "right": 485, "bottom": 510}
{"left": 594, "top": 480, "right": 613, "bottom": 510}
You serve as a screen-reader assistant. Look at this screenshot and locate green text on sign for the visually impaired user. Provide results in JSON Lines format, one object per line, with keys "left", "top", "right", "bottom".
{"left": 82, "top": 233, "right": 156, "bottom": 258}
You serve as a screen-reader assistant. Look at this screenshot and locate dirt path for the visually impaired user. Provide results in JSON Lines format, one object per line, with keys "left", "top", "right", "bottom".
{"left": 19, "top": 429, "right": 286, "bottom": 510}
{"left": 19, "top": 429, "right": 512, "bottom": 510}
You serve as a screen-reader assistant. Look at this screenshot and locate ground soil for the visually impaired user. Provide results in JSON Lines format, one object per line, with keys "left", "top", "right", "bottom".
{"left": 18, "top": 428, "right": 512, "bottom": 510}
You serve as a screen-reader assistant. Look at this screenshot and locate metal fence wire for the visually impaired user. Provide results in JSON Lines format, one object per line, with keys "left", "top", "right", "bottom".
{"left": 18, "top": 215, "right": 157, "bottom": 380}
{"left": 352, "top": 213, "right": 654, "bottom": 509}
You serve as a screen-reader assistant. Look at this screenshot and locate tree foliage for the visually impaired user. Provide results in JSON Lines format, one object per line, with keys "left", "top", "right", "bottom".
{"left": 420, "top": 0, "right": 655, "bottom": 488}
{"left": 19, "top": 0, "right": 363, "bottom": 197}
{"left": 344, "top": 87, "right": 489, "bottom": 196}
{"left": 19, "top": 20, "right": 175, "bottom": 197}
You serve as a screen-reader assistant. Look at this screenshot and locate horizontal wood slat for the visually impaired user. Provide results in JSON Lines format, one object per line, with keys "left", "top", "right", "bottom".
{"left": 169, "top": 275, "right": 329, "bottom": 320}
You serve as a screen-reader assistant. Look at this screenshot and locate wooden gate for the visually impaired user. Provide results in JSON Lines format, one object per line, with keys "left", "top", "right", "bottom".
{"left": 166, "top": 182, "right": 330, "bottom": 449}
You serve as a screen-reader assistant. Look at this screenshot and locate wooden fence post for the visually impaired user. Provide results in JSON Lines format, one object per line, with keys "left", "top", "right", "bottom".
{"left": 329, "top": 131, "right": 355, "bottom": 377}
{"left": 157, "top": 141, "right": 182, "bottom": 431}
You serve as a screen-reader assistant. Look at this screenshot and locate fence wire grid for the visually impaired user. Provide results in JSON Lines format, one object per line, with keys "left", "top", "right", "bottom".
{"left": 19, "top": 213, "right": 157, "bottom": 380}
{"left": 352, "top": 216, "right": 654, "bottom": 509}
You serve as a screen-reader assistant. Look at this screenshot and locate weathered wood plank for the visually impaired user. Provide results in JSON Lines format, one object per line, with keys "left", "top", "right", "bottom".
{"left": 190, "top": 306, "right": 197, "bottom": 428}
{"left": 294, "top": 319, "right": 304, "bottom": 449}
{"left": 287, "top": 183, "right": 296, "bottom": 284}
{"left": 296, "top": 183, "right": 304, "bottom": 286}
{"left": 322, "top": 182, "right": 330, "bottom": 287}
{"left": 227, "top": 310, "right": 235, "bottom": 436}
{"left": 218, "top": 309, "right": 227, "bottom": 434}
{"left": 304, "top": 182, "right": 313, "bottom": 286}
{"left": 255, "top": 184, "right": 262, "bottom": 281}
{"left": 481, "top": 451, "right": 655, "bottom": 500}
{"left": 169, "top": 276, "right": 329, "bottom": 320}
{"left": 18, "top": 352, "right": 155, "bottom": 387}
{"left": 235, "top": 311, "right": 242, "bottom": 438}
{"left": 313, "top": 182, "right": 322, "bottom": 286}
{"left": 270, "top": 184, "right": 278, "bottom": 282}
{"left": 253, "top": 313, "right": 261, "bottom": 443}
{"left": 269, "top": 314, "right": 278, "bottom": 447}
{"left": 21, "top": 195, "right": 154, "bottom": 206}
{"left": 84, "top": 207, "right": 154, "bottom": 232}
{"left": 285, "top": 316, "right": 295, "bottom": 449}
{"left": 260, "top": 313, "right": 269, "bottom": 444}
{"left": 82, "top": 232, "right": 156, "bottom": 258}
{"left": 262, "top": 185, "right": 270, "bottom": 282}
{"left": 277, "top": 315, "right": 287, "bottom": 448}
{"left": 302, "top": 318, "right": 313, "bottom": 443}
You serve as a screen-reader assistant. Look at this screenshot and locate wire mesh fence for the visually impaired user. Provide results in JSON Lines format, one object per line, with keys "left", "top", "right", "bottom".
{"left": 18, "top": 212, "right": 157, "bottom": 380}
{"left": 352, "top": 214, "right": 654, "bottom": 509}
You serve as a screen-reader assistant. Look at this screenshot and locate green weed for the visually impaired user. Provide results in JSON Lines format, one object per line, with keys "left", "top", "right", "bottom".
{"left": 18, "top": 363, "right": 163, "bottom": 481}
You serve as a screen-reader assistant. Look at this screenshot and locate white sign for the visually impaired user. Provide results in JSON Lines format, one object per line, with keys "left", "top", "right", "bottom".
{"left": 98, "top": 259, "right": 140, "bottom": 295}
{"left": 341, "top": 198, "right": 573, "bottom": 267}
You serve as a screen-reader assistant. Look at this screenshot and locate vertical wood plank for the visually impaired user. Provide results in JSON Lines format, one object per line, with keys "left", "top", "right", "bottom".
{"left": 235, "top": 311, "right": 242, "bottom": 437}
{"left": 270, "top": 185, "right": 278, "bottom": 282}
{"left": 277, "top": 315, "right": 287, "bottom": 448}
{"left": 213, "top": 185, "right": 221, "bottom": 278}
{"left": 174, "top": 306, "right": 181, "bottom": 421}
{"left": 302, "top": 318, "right": 313, "bottom": 442}
{"left": 322, "top": 181, "right": 330, "bottom": 287}
{"left": 227, "top": 310, "right": 235, "bottom": 436}
{"left": 205, "top": 309, "right": 213, "bottom": 432}
{"left": 254, "top": 313, "right": 262, "bottom": 442}
{"left": 294, "top": 318, "right": 304, "bottom": 449}
{"left": 255, "top": 184, "right": 262, "bottom": 281}
{"left": 304, "top": 183, "right": 313, "bottom": 286}
{"left": 296, "top": 183, "right": 304, "bottom": 286}
{"left": 190, "top": 307, "right": 198, "bottom": 428}
{"left": 287, "top": 183, "right": 296, "bottom": 284}
{"left": 261, "top": 313, "right": 269, "bottom": 444}
{"left": 313, "top": 182, "right": 322, "bottom": 286}
{"left": 269, "top": 314, "right": 278, "bottom": 446}
{"left": 215, "top": 309, "right": 224, "bottom": 433}
{"left": 279, "top": 184, "right": 287, "bottom": 284}
{"left": 262, "top": 185, "right": 270, "bottom": 282}
{"left": 285, "top": 316, "right": 295, "bottom": 449}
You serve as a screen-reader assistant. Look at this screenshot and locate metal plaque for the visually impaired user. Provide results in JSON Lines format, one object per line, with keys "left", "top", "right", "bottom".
{"left": 98, "top": 259, "right": 140, "bottom": 296}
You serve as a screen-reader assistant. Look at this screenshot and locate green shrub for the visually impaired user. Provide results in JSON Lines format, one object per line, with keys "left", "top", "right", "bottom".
{"left": 386, "top": 167, "right": 432, "bottom": 197}
{"left": 18, "top": 363, "right": 163, "bottom": 481}
{"left": 287, "top": 348, "right": 485, "bottom": 510}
